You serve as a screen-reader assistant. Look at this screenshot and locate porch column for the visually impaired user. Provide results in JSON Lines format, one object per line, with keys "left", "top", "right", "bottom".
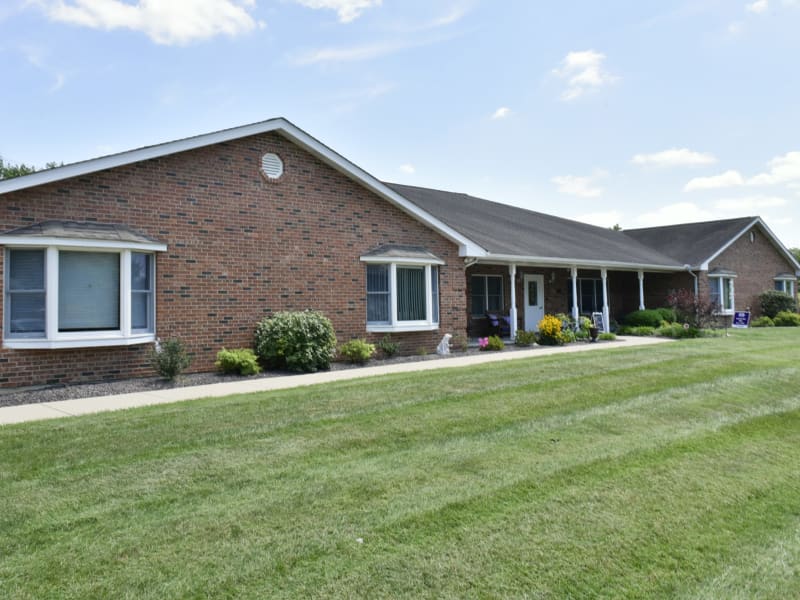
{"left": 508, "top": 264, "right": 518, "bottom": 340}
{"left": 570, "top": 266, "right": 579, "bottom": 323}
{"left": 638, "top": 270, "right": 645, "bottom": 311}
{"left": 601, "top": 268, "right": 610, "bottom": 333}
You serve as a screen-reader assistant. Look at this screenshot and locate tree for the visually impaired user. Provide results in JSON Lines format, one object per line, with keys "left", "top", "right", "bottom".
{"left": 610, "top": 223, "right": 622, "bottom": 231}
{"left": 0, "top": 156, "right": 36, "bottom": 180}
{"left": 790, "top": 248, "right": 800, "bottom": 263}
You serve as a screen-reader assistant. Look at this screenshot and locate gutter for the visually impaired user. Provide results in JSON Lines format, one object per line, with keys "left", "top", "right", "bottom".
{"left": 685, "top": 264, "right": 699, "bottom": 296}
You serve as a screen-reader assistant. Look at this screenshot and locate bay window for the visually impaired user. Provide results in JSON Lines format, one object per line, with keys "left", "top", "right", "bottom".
{"left": 363, "top": 258, "right": 441, "bottom": 332}
{"left": 709, "top": 275, "right": 735, "bottom": 314}
{"left": 4, "top": 244, "right": 162, "bottom": 349}
{"left": 774, "top": 277, "right": 796, "bottom": 297}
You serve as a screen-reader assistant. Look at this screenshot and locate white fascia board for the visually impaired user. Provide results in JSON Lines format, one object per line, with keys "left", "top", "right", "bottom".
{"left": 700, "top": 217, "right": 800, "bottom": 273}
{"left": 0, "top": 236, "right": 167, "bottom": 251}
{"left": 0, "top": 117, "right": 486, "bottom": 258}
{"left": 360, "top": 255, "right": 445, "bottom": 266}
{"left": 479, "top": 254, "right": 684, "bottom": 272}
{"left": 275, "top": 121, "right": 486, "bottom": 257}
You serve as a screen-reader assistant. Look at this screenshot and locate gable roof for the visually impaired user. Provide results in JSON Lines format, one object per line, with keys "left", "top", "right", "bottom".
{"left": 384, "top": 183, "right": 683, "bottom": 270}
{"left": 0, "top": 118, "right": 485, "bottom": 257}
{"left": 625, "top": 216, "right": 800, "bottom": 273}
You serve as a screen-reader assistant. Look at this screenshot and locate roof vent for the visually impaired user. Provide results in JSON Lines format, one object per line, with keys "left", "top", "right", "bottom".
{"left": 261, "top": 153, "right": 284, "bottom": 180}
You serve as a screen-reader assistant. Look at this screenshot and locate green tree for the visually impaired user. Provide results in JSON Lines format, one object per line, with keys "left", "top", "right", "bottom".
{"left": 790, "top": 248, "right": 800, "bottom": 263}
{"left": 0, "top": 156, "right": 36, "bottom": 180}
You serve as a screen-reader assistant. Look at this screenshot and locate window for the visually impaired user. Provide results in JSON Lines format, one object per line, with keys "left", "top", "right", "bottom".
{"left": 709, "top": 276, "right": 734, "bottom": 313}
{"left": 365, "top": 263, "right": 440, "bottom": 332}
{"left": 568, "top": 278, "right": 603, "bottom": 314}
{"left": 4, "top": 247, "right": 157, "bottom": 349}
{"left": 774, "top": 278, "right": 795, "bottom": 297}
{"left": 471, "top": 275, "right": 503, "bottom": 316}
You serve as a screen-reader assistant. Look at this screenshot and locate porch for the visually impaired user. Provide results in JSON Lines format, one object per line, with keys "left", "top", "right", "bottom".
{"left": 466, "top": 262, "right": 688, "bottom": 339}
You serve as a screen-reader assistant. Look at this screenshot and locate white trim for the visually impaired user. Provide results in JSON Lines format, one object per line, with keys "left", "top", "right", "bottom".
{"left": 367, "top": 323, "right": 439, "bottom": 333}
{"left": 479, "top": 254, "right": 683, "bottom": 272}
{"left": 708, "top": 274, "right": 735, "bottom": 314}
{"left": 360, "top": 255, "right": 445, "bottom": 266}
{"left": 700, "top": 218, "right": 800, "bottom": 273}
{"left": 638, "top": 270, "right": 645, "bottom": 311}
{"left": 508, "top": 264, "right": 517, "bottom": 339}
{"left": 4, "top": 333, "right": 155, "bottom": 350}
{"left": 0, "top": 236, "right": 167, "bottom": 252}
{"left": 365, "top": 262, "right": 440, "bottom": 331}
{"left": 0, "top": 118, "right": 484, "bottom": 257}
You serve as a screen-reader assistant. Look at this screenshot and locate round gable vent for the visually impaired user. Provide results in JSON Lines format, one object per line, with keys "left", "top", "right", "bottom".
{"left": 261, "top": 153, "right": 284, "bottom": 180}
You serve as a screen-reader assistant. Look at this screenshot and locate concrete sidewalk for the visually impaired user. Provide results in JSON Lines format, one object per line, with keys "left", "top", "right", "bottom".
{"left": 0, "top": 336, "right": 672, "bottom": 426}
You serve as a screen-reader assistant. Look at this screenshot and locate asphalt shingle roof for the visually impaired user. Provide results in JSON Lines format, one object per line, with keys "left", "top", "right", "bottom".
{"left": 0, "top": 221, "right": 162, "bottom": 245}
{"left": 624, "top": 217, "right": 756, "bottom": 267}
{"left": 385, "top": 183, "right": 683, "bottom": 268}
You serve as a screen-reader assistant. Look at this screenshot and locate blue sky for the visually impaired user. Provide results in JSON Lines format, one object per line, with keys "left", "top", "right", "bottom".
{"left": 2, "top": 0, "right": 800, "bottom": 247}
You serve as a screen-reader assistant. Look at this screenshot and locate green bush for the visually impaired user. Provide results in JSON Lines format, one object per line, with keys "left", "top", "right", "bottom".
{"left": 751, "top": 315, "right": 775, "bottom": 327}
{"left": 598, "top": 332, "right": 616, "bottom": 341}
{"left": 215, "top": 348, "right": 261, "bottom": 375}
{"left": 574, "top": 329, "right": 589, "bottom": 341}
{"left": 150, "top": 338, "right": 192, "bottom": 381}
{"left": 655, "top": 323, "right": 701, "bottom": 339}
{"left": 377, "top": 334, "right": 399, "bottom": 358}
{"left": 339, "top": 339, "right": 376, "bottom": 363}
{"left": 760, "top": 290, "right": 798, "bottom": 319}
{"left": 656, "top": 307, "right": 677, "bottom": 323}
{"left": 515, "top": 330, "right": 537, "bottom": 346}
{"left": 486, "top": 335, "right": 505, "bottom": 351}
{"left": 773, "top": 311, "right": 800, "bottom": 327}
{"left": 623, "top": 309, "right": 666, "bottom": 328}
{"left": 617, "top": 325, "right": 656, "bottom": 336}
{"left": 254, "top": 310, "right": 337, "bottom": 373}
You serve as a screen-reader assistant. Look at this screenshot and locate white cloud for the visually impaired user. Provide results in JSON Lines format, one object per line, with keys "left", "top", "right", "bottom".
{"left": 490, "top": 107, "right": 511, "bottom": 120}
{"left": 291, "top": 0, "right": 381, "bottom": 23}
{"left": 292, "top": 39, "right": 410, "bottom": 65}
{"left": 35, "top": 0, "right": 259, "bottom": 45}
{"left": 727, "top": 21, "right": 745, "bottom": 35}
{"left": 552, "top": 50, "right": 617, "bottom": 101}
{"left": 684, "top": 170, "right": 745, "bottom": 191}
{"left": 399, "top": 164, "right": 415, "bottom": 174}
{"left": 747, "top": 151, "right": 800, "bottom": 185}
{"left": 715, "top": 196, "right": 787, "bottom": 211}
{"left": 574, "top": 210, "right": 623, "bottom": 228}
{"left": 632, "top": 148, "right": 717, "bottom": 168}
{"left": 552, "top": 170, "right": 608, "bottom": 198}
{"left": 746, "top": 0, "right": 769, "bottom": 13}
{"left": 635, "top": 202, "right": 714, "bottom": 227}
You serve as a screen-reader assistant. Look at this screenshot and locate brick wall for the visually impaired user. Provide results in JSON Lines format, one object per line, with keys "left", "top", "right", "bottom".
{"left": 0, "top": 133, "right": 466, "bottom": 388}
{"left": 698, "top": 224, "right": 797, "bottom": 317}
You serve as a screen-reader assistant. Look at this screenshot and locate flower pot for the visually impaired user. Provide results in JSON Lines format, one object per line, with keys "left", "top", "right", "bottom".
{"left": 589, "top": 327, "right": 599, "bottom": 342}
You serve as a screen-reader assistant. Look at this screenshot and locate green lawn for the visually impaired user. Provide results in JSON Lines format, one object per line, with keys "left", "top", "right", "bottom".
{"left": 2, "top": 329, "right": 800, "bottom": 598}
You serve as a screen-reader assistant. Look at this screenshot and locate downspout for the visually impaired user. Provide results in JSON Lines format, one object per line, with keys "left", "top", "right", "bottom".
{"left": 684, "top": 264, "right": 698, "bottom": 296}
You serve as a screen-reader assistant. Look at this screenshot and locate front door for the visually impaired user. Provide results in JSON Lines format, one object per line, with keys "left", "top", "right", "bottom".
{"left": 523, "top": 274, "right": 545, "bottom": 331}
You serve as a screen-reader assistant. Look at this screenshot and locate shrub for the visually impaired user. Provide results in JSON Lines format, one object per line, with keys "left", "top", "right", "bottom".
{"left": 624, "top": 309, "right": 666, "bottom": 328}
{"left": 656, "top": 307, "right": 677, "bottom": 323}
{"left": 215, "top": 348, "right": 261, "bottom": 376}
{"left": 537, "top": 314, "right": 566, "bottom": 346}
{"left": 451, "top": 334, "right": 469, "bottom": 352}
{"left": 773, "top": 311, "right": 800, "bottom": 327}
{"left": 666, "top": 289, "right": 719, "bottom": 329}
{"left": 254, "top": 310, "right": 337, "bottom": 373}
{"left": 574, "top": 329, "right": 589, "bottom": 341}
{"left": 617, "top": 325, "right": 656, "bottom": 336}
{"left": 598, "top": 332, "right": 616, "bottom": 341}
{"left": 656, "top": 323, "right": 701, "bottom": 339}
{"left": 759, "top": 290, "right": 797, "bottom": 318}
{"left": 150, "top": 338, "right": 192, "bottom": 381}
{"left": 751, "top": 315, "right": 775, "bottom": 327}
{"left": 339, "top": 339, "right": 376, "bottom": 363}
{"left": 486, "top": 335, "right": 504, "bottom": 351}
{"left": 515, "top": 330, "right": 537, "bottom": 346}
{"left": 377, "top": 334, "right": 399, "bottom": 358}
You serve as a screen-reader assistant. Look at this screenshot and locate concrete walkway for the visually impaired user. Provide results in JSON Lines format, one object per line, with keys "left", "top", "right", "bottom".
{"left": 0, "top": 336, "right": 672, "bottom": 426}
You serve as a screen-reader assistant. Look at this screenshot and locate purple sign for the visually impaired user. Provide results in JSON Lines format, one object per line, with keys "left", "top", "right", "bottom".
{"left": 732, "top": 311, "right": 751, "bottom": 328}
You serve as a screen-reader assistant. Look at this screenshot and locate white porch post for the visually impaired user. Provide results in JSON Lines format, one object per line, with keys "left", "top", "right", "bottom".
{"left": 508, "top": 264, "right": 518, "bottom": 340}
{"left": 601, "top": 268, "right": 610, "bottom": 333}
{"left": 638, "top": 270, "right": 645, "bottom": 311}
{"left": 570, "top": 266, "right": 579, "bottom": 323}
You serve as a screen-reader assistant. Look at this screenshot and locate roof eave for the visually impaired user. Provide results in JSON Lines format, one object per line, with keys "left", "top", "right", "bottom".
{"left": 699, "top": 217, "right": 800, "bottom": 273}
{"left": 475, "top": 253, "right": 684, "bottom": 272}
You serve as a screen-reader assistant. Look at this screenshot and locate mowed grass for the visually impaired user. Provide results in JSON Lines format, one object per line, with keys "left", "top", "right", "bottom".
{"left": 2, "top": 330, "right": 800, "bottom": 598}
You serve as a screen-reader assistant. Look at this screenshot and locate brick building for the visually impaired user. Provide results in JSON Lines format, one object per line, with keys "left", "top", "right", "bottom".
{"left": 1, "top": 118, "right": 797, "bottom": 388}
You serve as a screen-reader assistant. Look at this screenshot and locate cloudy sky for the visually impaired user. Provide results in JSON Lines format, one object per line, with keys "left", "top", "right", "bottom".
{"left": 2, "top": 0, "right": 799, "bottom": 247}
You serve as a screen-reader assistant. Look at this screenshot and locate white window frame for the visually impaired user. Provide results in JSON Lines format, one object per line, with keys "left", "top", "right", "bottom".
{"left": 774, "top": 278, "right": 796, "bottom": 297}
{"left": 470, "top": 274, "right": 504, "bottom": 317}
{"left": 3, "top": 237, "right": 165, "bottom": 349}
{"left": 709, "top": 275, "right": 735, "bottom": 315}
{"left": 362, "top": 258, "right": 442, "bottom": 333}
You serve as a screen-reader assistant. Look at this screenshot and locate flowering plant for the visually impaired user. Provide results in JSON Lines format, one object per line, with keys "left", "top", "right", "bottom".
{"left": 478, "top": 337, "right": 489, "bottom": 350}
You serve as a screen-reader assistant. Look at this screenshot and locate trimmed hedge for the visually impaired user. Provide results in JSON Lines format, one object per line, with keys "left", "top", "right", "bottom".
{"left": 254, "top": 310, "right": 337, "bottom": 372}
{"left": 624, "top": 309, "right": 671, "bottom": 328}
{"left": 760, "top": 290, "right": 797, "bottom": 319}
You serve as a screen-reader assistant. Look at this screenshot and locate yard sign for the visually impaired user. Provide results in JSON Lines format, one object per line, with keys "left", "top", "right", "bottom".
{"left": 732, "top": 311, "right": 751, "bottom": 328}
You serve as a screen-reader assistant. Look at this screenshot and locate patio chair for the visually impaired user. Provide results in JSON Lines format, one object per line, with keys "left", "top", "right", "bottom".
{"left": 485, "top": 312, "right": 511, "bottom": 337}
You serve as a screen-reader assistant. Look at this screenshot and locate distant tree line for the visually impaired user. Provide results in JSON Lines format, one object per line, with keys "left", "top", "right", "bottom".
{"left": 0, "top": 156, "right": 62, "bottom": 180}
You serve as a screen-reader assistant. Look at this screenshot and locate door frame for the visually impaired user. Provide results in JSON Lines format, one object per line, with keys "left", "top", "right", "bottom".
{"left": 523, "top": 273, "right": 545, "bottom": 331}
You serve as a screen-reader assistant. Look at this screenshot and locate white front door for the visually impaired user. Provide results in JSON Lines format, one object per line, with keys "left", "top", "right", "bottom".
{"left": 523, "top": 274, "right": 545, "bottom": 331}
